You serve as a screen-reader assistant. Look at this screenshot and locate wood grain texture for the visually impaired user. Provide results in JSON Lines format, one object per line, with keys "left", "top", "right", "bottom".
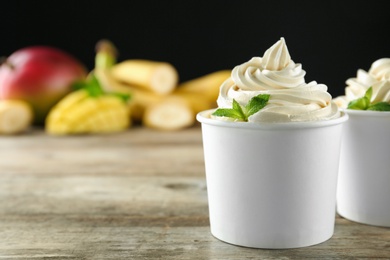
{"left": 0, "top": 127, "right": 389, "bottom": 259}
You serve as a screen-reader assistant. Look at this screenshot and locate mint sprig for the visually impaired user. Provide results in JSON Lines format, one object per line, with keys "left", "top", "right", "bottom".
{"left": 347, "top": 87, "right": 390, "bottom": 111}
{"left": 347, "top": 87, "right": 372, "bottom": 110}
{"left": 212, "top": 94, "right": 270, "bottom": 121}
{"left": 367, "top": 102, "right": 390, "bottom": 111}
{"left": 72, "top": 74, "right": 131, "bottom": 103}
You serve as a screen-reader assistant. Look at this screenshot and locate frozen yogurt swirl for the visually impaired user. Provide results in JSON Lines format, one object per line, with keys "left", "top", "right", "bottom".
{"left": 333, "top": 58, "right": 390, "bottom": 108}
{"left": 215, "top": 38, "right": 340, "bottom": 122}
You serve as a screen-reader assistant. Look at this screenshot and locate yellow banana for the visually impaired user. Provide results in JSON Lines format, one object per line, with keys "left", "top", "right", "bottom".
{"left": 143, "top": 96, "right": 194, "bottom": 131}
{"left": 93, "top": 67, "right": 164, "bottom": 122}
{"left": 93, "top": 68, "right": 132, "bottom": 95}
{"left": 0, "top": 100, "right": 33, "bottom": 134}
{"left": 110, "top": 60, "right": 178, "bottom": 95}
{"left": 142, "top": 71, "right": 231, "bottom": 130}
{"left": 91, "top": 39, "right": 232, "bottom": 130}
{"left": 142, "top": 92, "right": 214, "bottom": 130}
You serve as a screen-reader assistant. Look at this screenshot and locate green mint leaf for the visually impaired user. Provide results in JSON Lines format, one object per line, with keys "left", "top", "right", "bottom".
{"left": 347, "top": 87, "right": 373, "bottom": 110}
{"left": 86, "top": 74, "right": 105, "bottom": 97}
{"left": 212, "top": 95, "right": 270, "bottom": 121}
{"left": 367, "top": 102, "right": 390, "bottom": 111}
{"left": 212, "top": 99, "right": 246, "bottom": 121}
{"left": 110, "top": 92, "right": 131, "bottom": 103}
{"left": 365, "top": 86, "right": 373, "bottom": 100}
{"left": 232, "top": 99, "right": 246, "bottom": 120}
{"left": 212, "top": 108, "right": 245, "bottom": 120}
{"left": 346, "top": 86, "right": 390, "bottom": 112}
{"left": 347, "top": 97, "right": 370, "bottom": 110}
{"left": 71, "top": 80, "right": 87, "bottom": 91}
{"left": 71, "top": 74, "right": 131, "bottom": 103}
{"left": 245, "top": 94, "right": 270, "bottom": 117}
{"left": 72, "top": 74, "right": 104, "bottom": 97}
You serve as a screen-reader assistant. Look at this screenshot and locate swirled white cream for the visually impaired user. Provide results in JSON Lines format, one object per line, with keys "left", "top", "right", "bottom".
{"left": 333, "top": 58, "right": 390, "bottom": 108}
{"left": 214, "top": 37, "right": 340, "bottom": 122}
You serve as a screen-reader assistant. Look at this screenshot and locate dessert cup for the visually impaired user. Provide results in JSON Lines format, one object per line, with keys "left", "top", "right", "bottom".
{"left": 337, "top": 109, "right": 390, "bottom": 227}
{"left": 197, "top": 110, "right": 348, "bottom": 249}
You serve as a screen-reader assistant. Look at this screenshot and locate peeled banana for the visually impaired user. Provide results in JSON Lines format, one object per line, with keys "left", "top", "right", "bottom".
{"left": 46, "top": 89, "right": 130, "bottom": 135}
{"left": 143, "top": 96, "right": 194, "bottom": 131}
{"left": 110, "top": 60, "right": 178, "bottom": 95}
{"left": 0, "top": 100, "right": 33, "bottom": 134}
{"left": 91, "top": 39, "right": 232, "bottom": 131}
{"left": 141, "top": 70, "right": 231, "bottom": 130}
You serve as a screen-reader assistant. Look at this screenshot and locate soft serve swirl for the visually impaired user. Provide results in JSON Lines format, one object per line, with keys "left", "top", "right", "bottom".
{"left": 215, "top": 37, "right": 340, "bottom": 122}
{"left": 333, "top": 58, "right": 390, "bottom": 108}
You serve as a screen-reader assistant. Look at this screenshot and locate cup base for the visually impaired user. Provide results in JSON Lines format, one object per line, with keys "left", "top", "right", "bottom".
{"left": 337, "top": 208, "right": 390, "bottom": 228}
{"left": 210, "top": 229, "right": 334, "bottom": 249}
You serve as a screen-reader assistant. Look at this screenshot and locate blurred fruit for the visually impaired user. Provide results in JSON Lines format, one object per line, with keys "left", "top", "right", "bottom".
{"left": 91, "top": 39, "right": 230, "bottom": 131}
{"left": 45, "top": 75, "right": 131, "bottom": 135}
{"left": 0, "top": 46, "right": 87, "bottom": 124}
{"left": 0, "top": 99, "right": 33, "bottom": 134}
{"left": 46, "top": 89, "right": 130, "bottom": 135}
{"left": 110, "top": 59, "right": 178, "bottom": 95}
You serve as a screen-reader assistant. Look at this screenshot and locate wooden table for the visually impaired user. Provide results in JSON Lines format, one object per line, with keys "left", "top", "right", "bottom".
{"left": 0, "top": 126, "right": 389, "bottom": 259}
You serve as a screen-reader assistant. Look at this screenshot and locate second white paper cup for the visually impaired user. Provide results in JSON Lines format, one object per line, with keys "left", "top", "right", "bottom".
{"left": 337, "top": 110, "right": 390, "bottom": 227}
{"left": 197, "top": 110, "right": 348, "bottom": 249}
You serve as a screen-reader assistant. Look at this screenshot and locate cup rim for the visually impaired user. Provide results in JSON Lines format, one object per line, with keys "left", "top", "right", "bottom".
{"left": 343, "top": 108, "right": 390, "bottom": 117}
{"left": 196, "top": 109, "right": 348, "bottom": 130}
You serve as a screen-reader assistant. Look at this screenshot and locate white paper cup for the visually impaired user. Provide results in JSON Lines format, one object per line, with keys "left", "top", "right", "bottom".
{"left": 196, "top": 110, "right": 348, "bottom": 249}
{"left": 337, "top": 109, "right": 390, "bottom": 227}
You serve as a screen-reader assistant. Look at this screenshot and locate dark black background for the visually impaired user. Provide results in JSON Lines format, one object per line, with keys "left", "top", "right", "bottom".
{"left": 2, "top": 0, "right": 389, "bottom": 97}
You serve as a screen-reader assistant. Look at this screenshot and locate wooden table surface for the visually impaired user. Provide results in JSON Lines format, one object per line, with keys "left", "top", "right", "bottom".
{"left": 0, "top": 126, "right": 389, "bottom": 259}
